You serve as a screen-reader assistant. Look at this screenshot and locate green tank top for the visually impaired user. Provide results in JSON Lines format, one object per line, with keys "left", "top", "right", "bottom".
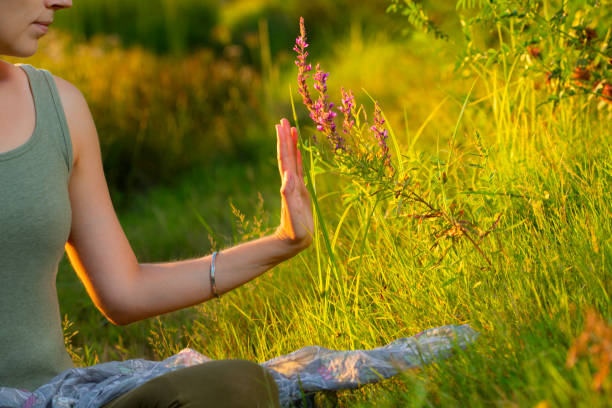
{"left": 0, "top": 64, "right": 75, "bottom": 390}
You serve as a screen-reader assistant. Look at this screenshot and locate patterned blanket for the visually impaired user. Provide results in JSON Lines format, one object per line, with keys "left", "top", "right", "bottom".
{"left": 0, "top": 324, "right": 478, "bottom": 408}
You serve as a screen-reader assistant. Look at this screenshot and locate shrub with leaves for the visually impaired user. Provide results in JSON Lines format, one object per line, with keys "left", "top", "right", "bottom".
{"left": 388, "top": 0, "right": 612, "bottom": 108}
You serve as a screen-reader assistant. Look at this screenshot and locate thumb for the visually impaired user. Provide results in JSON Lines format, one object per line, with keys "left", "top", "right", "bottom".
{"left": 280, "top": 170, "right": 294, "bottom": 195}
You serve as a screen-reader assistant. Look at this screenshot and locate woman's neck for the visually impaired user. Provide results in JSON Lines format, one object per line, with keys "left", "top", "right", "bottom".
{"left": 0, "top": 60, "right": 20, "bottom": 83}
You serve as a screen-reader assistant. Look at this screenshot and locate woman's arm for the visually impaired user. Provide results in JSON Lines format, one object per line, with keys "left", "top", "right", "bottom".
{"left": 56, "top": 76, "right": 313, "bottom": 326}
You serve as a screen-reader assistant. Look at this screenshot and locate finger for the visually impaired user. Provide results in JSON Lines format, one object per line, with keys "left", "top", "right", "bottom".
{"left": 276, "top": 123, "right": 289, "bottom": 180}
{"left": 288, "top": 125, "right": 298, "bottom": 174}
{"left": 281, "top": 117, "right": 291, "bottom": 129}
{"left": 281, "top": 120, "right": 294, "bottom": 178}
{"left": 283, "top": 119, "right": 298, "bottom": 175}
{"left": 292, "top": 127, "right": 304, "bottom": 181}
{"left": 276, "top": 124, "right": 282, "bottom": 179}
{"left": 280, "top": 170, "right": 295, "bottom": 198}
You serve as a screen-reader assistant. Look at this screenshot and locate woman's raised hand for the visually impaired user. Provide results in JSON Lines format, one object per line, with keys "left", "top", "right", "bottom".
{"left": 274, "top": 118, "right": 314, "bottom": 251}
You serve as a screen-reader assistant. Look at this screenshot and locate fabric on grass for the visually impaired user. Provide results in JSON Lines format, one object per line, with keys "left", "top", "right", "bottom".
{"left": 0, "top": 324, "right": 477, "bottom": 407}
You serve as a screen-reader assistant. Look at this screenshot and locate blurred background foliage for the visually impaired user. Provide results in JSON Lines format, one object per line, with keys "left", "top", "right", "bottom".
{"left": 52, "top": 0, "right": 396, "bottom": 57}
{"left": 16, "top": 0, "right": 462, "bottom": 204}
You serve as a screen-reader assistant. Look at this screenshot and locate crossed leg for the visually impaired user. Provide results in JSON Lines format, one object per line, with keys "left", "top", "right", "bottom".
{"left": 101, "top": 359, "right": 280, "bottom": 408}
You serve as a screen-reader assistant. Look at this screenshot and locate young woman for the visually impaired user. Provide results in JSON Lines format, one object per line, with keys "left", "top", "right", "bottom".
{"left": 0, "top": 0, "right": 313, "bottom": 406}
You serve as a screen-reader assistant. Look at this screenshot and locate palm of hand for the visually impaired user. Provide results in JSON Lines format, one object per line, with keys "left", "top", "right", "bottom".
{"left": 275, "top": 118, "right": 314, "bottom": 250}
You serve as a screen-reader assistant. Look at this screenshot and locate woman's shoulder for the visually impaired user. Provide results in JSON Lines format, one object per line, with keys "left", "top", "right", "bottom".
{"left": 3, "top": 62, "right": 95, "bottom": 170}
{"left": 49, "top": 72, "right": 87, "bottom": 111}
{"left": 52, "top": 74, "right": 94, "bottom": 168}
{"left": 34, "top": 68, "right": 96, "bottom": 168}
{"left": 12, "top": 63, "right": 88, "bottom": 116}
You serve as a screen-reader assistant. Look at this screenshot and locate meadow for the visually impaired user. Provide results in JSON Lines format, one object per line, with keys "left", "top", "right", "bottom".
{"left": 14, "top": 0, "right": 611, "bottom": 406}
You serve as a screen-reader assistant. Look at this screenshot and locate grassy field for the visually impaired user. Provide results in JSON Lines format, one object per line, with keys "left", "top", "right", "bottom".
{"left": 16, "top": 0, "right": 612, "bottom": 406}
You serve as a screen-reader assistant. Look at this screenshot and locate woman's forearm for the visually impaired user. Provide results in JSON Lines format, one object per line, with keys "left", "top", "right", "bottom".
{"left": 113, "top": 233, "right": 305, "bottom": 325}
{"left": 106, "top": 119, "right": 312, "bottom": 326}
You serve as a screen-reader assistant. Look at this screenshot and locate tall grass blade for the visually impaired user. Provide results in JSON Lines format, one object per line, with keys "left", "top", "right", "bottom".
{"left": 289, "top": 86, "right": 338, "bottom": 272}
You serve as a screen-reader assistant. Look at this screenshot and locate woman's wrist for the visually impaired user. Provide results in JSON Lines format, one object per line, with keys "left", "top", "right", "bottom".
{"left": 271, "top": 227, "right": 312, "bottom": 257}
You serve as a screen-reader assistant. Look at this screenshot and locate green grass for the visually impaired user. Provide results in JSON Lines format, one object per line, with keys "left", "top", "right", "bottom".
{"left": 55, "top": 7, "right": 611, "bottom": 408}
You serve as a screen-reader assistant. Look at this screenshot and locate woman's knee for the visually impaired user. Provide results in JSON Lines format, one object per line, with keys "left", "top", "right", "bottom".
{"left": 103, "top": 359, "right": 280, "bottom": 408}
{"left": 162, "top": 359, "right": 280, "bottom": 408}
{"left": 101, "top": 374, "right": 183, "bottom": 408}
{"left": 204, "top": 359, "right": 279, "bottom": 408}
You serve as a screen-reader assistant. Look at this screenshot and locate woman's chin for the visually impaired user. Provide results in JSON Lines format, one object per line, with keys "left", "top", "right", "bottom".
{"left": 11, "top": 42, "right": 39, "bottom": 58}
{"left": 2, "top": 36, "right": 40, "bottom": 58}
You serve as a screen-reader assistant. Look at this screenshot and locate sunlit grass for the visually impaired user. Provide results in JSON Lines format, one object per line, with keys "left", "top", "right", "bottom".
{"left": 42, "top": 5, "right": 612, "bottom": 407}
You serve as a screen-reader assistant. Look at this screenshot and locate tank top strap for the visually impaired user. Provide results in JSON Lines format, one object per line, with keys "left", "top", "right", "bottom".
{"left": 18, "top": 64, "right": 74, "bottom": 175}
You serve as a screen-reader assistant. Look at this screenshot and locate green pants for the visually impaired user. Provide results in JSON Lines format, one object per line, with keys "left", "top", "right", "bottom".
{"left": 101, "top": 359, "right": 280, "bottom": 408}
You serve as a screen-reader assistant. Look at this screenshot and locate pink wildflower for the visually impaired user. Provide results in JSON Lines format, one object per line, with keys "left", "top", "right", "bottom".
{"left": 294, "top": 17, "right": 313, "bottom": 113}
{"left": 339, "top": 88, "right": 355, "bottom": 134}
{"left": 371, "top": 102, "right": 391, "bottom": 168}
{"left": 294, "top": 18, "right": 345, "bottom": 153}
{"left": 311, "top": 64, "right": 340, "bottom": 140}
